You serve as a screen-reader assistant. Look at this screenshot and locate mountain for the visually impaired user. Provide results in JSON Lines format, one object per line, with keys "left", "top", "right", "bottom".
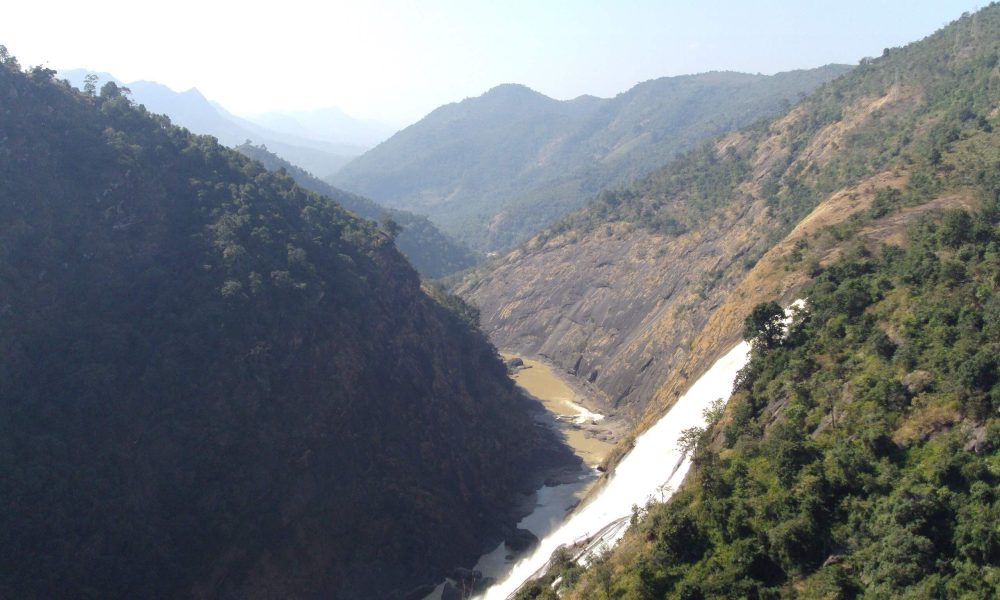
{"left": 58, "top": 69, "right": 364, "bottom": 175}
{"left": 453, "top": 6, "right": 1000, "bottom": 598}
{"left": 457, "top": 8, "right": 1000, "bottom": 422}
{"left": 332, "top": 66, "right": 851, "bottom": 251}
{"left": 235, "top": 142, "right": 477, "bottom": 278}
{"left": 0, "top": 52, "right": 559, "bottom": 599}
{"left": 246, "top": 106, "right": 396, "bottom": 150}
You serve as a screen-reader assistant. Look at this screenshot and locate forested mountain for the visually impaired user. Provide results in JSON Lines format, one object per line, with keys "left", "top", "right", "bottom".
{"left": 235, "top": 143, "right": 477, "bottom": 278}
{"left": 332, "top": 66, "right": 851, "bottom": 251}
{"left": 0, "top": 49, "right": 552, "bottom": 599}
{"left": 454, "top": 5, "right": 1000, "bottom": 597}
{"left": 59, "top": 69, "right": 365, "bottom": 175}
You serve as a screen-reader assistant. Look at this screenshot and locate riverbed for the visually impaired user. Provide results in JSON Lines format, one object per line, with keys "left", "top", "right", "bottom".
{"left": 425, "top": 353, "right": 619, "bottom": 599}
{"left": 503, "top": 355, "right": 617, "bottom": 467}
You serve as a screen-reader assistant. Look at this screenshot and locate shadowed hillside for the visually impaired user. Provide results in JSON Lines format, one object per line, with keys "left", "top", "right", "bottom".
{"left": 0, "top": 49, "right": 553, "bottom": 599}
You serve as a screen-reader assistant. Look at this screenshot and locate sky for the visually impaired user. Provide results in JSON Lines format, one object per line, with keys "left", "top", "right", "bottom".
{"left": 1, "top": 0, "right": 984, "bottom": 127}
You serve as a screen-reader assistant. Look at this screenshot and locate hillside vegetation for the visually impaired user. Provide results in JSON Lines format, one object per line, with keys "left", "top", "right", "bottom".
{"left": 0, "top": 49, "right": 545, "bottom": 599}
{"left": 236, "top": 143, "right": 477, "bottom": 278}
{"left": 491, "top": 5, "right": 1000, "bottom": 598}
{"left": 332, "top": 67, "right": 850, "bottom": 251}
{"left": 526, "top": 202, "right": 1000, "bottom": 599}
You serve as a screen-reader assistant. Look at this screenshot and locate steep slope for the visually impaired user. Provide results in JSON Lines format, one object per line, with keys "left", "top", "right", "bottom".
{"left": 460, "top": 7, "right": 1000, "bottom": 428}
{"left": 236, "top": 143, "right": 477, "bottom": 278}
{"left": 483, "top": 6, "right": 1000, "bottom": 598}
{"left": 58, "top": 69, "right": 363, "bottom": 175}
{"left": 522, "top": 206, "right": 1000, "bottom": 598}
{"left": 0, "top": 52, "right": 551, "bottom": 599}
{"left": 332, "top": 67, "right": 850, "bottom": 251}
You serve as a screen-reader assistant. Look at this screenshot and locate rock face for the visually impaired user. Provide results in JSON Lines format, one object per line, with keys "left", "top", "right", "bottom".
{"left": 461, "top": 202, "right": 774, "bottom": 419}
{"left": 462, "top": 172, "right": 972, "bottom": 426}
{"left": 505, "top": 528, "right": 540, "bottom": 553}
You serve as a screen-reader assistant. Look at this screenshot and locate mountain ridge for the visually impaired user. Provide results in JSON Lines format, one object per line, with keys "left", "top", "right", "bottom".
{"left": 57, "top": 68, "right": 366, "bottom": 175}
{"left": 235, "top": 142, "right": 478, "bottom": 278}
{"left": 332, "top": 64, "right": 852, "bottom": 251}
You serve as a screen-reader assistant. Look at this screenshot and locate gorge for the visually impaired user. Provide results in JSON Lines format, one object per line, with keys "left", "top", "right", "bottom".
{"left": 3, "top": 4, "right": 999, "bottom": 599}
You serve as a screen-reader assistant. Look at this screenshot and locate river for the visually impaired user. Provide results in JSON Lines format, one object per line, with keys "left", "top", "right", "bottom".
{"left": 503, "top": 355, "right": 616, "bottom": 467}
{"left": 425, "top": 354, "right": 617, "bottom": 599}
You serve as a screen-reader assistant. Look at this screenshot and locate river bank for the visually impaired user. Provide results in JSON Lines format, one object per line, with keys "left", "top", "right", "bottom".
{"left": 423, "top": 352, "right": 627, "bottom": 599}
{"left": 478, "top": 341, "right": 751, "bottom": 599}
{"left": 504, "top": 354, "right": 627, "bottom": 467}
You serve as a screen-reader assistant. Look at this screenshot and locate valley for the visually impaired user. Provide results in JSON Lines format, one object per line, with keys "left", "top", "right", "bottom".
{"left": 468, "top": 7, "right": 1000, "bottom": 598}
{"left": 3, "top": 3, "right": 999, "bottom": 600}
{"left": 427, "top": 354, "right": 615, "bottom": 598}
{"left": 479, "top": 340, "right": 754, "bottom": 599}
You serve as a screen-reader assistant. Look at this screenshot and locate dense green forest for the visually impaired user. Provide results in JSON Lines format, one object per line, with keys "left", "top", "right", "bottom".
{"left": 0, "top": 48, "right": 548, "bottom": 599}
{"left": 512, "top": 6, "right": 1000, "bottom": 598}
{"left": 235, "top": 142, "right": 477, "bottom": 278}
{"left": 332, "top": 67, "right": 850, "bottom": 252}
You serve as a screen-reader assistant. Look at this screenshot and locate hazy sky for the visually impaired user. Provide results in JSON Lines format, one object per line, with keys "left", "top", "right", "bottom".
{"left": 2, "top": 1, "right": 983, "bottom": 126}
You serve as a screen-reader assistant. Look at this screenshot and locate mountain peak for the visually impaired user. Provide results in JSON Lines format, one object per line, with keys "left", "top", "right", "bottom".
{"left": 471, "top": 83, "right": 555, "bottom": 109}
{"left": 483, "top": 82, "right": 545, "bottom": 96}
{"left": 332, "top": 64, "right": 850, "bottom": 252}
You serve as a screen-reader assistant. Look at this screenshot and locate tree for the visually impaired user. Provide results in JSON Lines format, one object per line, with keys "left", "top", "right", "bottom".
{"left": 100, "top": 81, "right": 121, "bottom": 99}
{"left": 742, "top": 301, "right": 785, "bottom": 349}
{"left": 84, "top": 73, "right": 98, "bottom": 96}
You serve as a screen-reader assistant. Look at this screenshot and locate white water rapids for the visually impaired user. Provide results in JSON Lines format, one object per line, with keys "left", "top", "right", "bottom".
{"left": 476, "top": 340, "right": 752, "bottom": 599}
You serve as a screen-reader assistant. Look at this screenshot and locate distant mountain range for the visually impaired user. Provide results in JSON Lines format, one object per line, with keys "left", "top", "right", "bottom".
{"left": 58, "top": 69, "right": 394, "bottom": 176}
{"left": 331, "top": 65, "right": 852, "bottom": 252}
